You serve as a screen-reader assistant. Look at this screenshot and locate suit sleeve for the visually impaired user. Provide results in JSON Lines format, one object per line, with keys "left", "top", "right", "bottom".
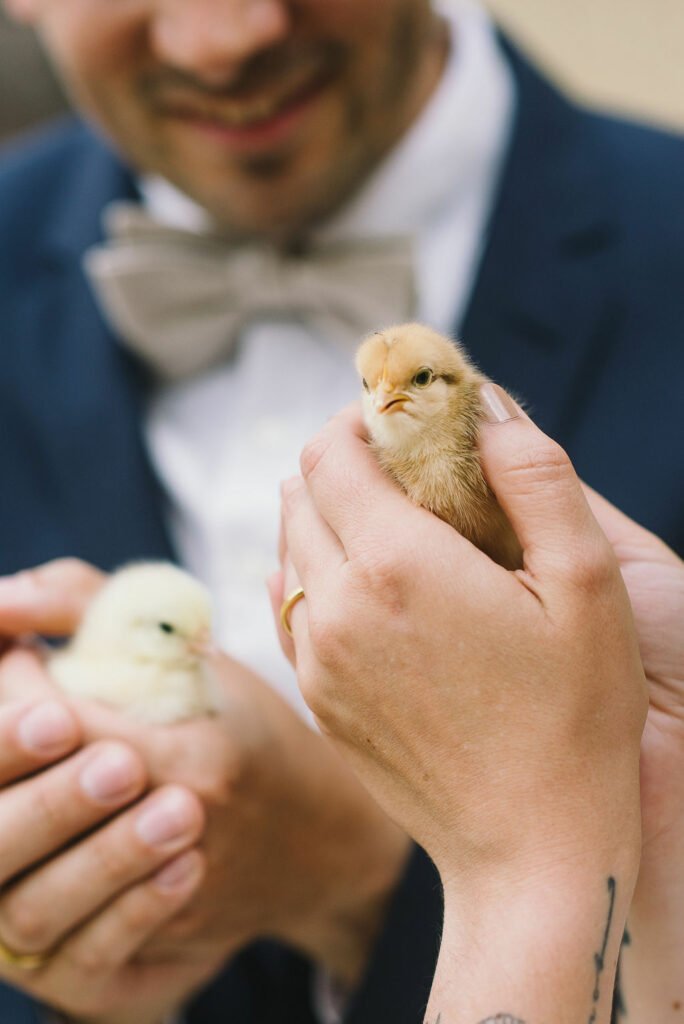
{"left": 344, "top": 846, "right": 443, "bottom": 1024}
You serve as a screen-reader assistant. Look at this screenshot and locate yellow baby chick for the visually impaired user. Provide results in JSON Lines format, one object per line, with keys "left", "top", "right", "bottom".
{"left": 50, "top": 563, "right": 221, "bottom": 724}
{"left": 356, "top": 323, "right": 522, "bottom": 569}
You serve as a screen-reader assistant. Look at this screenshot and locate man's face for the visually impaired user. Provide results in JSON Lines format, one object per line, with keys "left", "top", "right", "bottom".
{"left": 14, "top": 0, "right": 446, "bottom": 239}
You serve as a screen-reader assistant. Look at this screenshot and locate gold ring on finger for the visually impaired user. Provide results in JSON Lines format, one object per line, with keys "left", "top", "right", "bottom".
{"left": 280, "top": 587, "right": 306, "bottom": 638}
{"left": 0, "top": 937, "right": 49, "bottom": 971}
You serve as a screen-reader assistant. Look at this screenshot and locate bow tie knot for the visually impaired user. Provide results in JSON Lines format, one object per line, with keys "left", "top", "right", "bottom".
{"left": 84, "top": 202, "right": 416, "bottom": 381}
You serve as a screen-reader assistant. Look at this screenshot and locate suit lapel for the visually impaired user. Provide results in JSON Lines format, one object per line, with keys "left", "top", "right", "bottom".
{"left": 8, "top": 125, "right": 174, "bottom": 573}
{"left": 462, "top": 39, "right": 621, "bottom": 447}
{"left": 10, "top": 52, "right": 621, "bottom": 575}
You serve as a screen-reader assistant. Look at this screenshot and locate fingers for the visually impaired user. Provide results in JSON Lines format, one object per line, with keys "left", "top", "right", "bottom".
{"left": 0, "top": 696, "right": 81, "bottom": 786}
{"left": 297, "top": 405, "right": 421, "bottom": 557}
{"left": 0, "top": 786, "right": 204, "bottom": 957}
{"left": 478, "top": 383, "right": 608, "bottom": 579}
{"left": 0, "top": 741, "right": 146, "bottom": 884}
{"left": 0, "top": 558, "right": 105, "bottom": 637}
{"left": 281, "top": 477, "right": 346, "bottom": 590}
{"left": 0, "top": 646, "right": 61, "bottom": 705}
{"left": 59, "top": 848, "right": 205, "bottom": 973}
{"left": 268, "top": 568, "right": 296, "bottom": 667}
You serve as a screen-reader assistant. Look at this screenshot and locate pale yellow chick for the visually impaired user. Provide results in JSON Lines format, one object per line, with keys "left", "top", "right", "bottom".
{"left": 356, "top": 323, "right": 522, "bottom": 570}
{"left": 50, "top": 563, "right": 221, "bottom": 724}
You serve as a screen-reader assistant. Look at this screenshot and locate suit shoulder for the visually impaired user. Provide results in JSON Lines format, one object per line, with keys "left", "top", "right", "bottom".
{"left": 0, "top": 118, "right": 91, "bottom": 231}
{"left": 580, "top": 107, "right": 684, "bottom": 249}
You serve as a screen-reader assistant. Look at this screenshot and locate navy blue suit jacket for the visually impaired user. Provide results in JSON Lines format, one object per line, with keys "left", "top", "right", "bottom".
{"left": 0, "top": 38, "right": 682, "bottom": 1023}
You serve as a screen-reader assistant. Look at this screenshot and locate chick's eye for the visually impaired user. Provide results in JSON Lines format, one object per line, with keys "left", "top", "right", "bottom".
{"left": 412, "top": 368, "right": 433, "bottom": 388}
{"left": 158, "top": 622, "right": 175, "bottom": 634}
{"left": 362, "top": 378, "right": 369, "bottom": 392}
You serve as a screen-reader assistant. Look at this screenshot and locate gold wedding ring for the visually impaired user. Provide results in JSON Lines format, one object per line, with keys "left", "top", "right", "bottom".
{"left": 280, "top": 586, "right": 306, "bottom": 638}
{"left": 0, "top": 938, "right": 48, "bottom": 971}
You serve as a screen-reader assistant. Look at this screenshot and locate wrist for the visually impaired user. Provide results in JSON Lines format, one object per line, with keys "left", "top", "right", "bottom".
{"left": 430, "top": 856, "right": 638, "bottom": 1024}
{"left": 620, "top": 823, "right": 684, "bottom": 1022}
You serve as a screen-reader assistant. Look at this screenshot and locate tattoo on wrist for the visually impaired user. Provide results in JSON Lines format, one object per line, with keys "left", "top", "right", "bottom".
{"left": 588, "top": 877, "right": 617, "bottom": 1024}
{"left": 613, "top": 926, "right": 631, "bottom": 1020}
{"left": 429, "top": 878, "right": 619, "bottom": 1024}
{"left": 425, "top": 1017, "right": 525, "bottom": 1023}
{"left": 477, "top": 1017, "right": 526, "bottom": 1023}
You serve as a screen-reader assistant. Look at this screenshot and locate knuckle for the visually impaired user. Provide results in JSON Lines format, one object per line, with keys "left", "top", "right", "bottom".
{"left": 183, "top": 752, "right": 242, "bottom": 806}
{"left": 565, "top": 538, "right": 617, "bottom": 597}
{"left": 120, "top": 889, "right": 159, "bottom": 934}
{"left": 91, "top": 830, "right": 135, "bottom": 886}
{"left": 500, "top": 441, "right": 573, "bottom": 494}
{"left": 350, "top": 549, "right": 408, "bottom": 613}
{"left": 307, "top": 608, "right": 349, "bottom": 669}
{"left": 0, "top": 893, "right": 49, "bottom": 952}
{"left": 299, "top": 434, "right": 331, "bottom": 480}
{"left": 67, "top": 941, "right": 110, "bottom": 978}
{"left": 32, "top": 776, "right": 69, "bottom": 835}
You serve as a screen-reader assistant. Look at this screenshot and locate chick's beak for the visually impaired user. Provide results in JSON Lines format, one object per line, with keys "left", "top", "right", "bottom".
{"left": 188, "top": 629, "right": 215, "bottom": 657}
{"left": 373, "top": 382, "right": 411, "bottom": 415}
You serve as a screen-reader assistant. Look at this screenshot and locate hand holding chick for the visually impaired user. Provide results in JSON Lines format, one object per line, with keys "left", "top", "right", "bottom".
{"left": 50, "top": 563, "right": 220, "bottom": 724}
{"left": 356, "top": 323, "right": 522, "bottom": 569}
{"left": 0, "top": 558, "right": 409, "bottom": 1016}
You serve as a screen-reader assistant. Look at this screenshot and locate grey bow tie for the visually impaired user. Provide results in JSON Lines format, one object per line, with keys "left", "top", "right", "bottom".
{"left": 84, "top": 202, "right": 416, "bottom": 381}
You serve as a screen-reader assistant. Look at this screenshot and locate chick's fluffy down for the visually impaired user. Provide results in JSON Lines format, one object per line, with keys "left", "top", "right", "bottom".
{"left": 357, "top": 323, "right": 522, "bottom": 570}
{"left": 50, "top": 563, "right": 221, "bottom": 724}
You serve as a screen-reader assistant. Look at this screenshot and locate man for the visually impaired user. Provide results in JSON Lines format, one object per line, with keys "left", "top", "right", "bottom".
{"left": 0, "top": 0, "right": 682, "bottom": 1021}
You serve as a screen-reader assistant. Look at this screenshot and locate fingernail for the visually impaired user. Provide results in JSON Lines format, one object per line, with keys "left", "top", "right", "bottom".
{"left": 0, "top": 572, "right": 34, "bottom": 602}
{"left": 80, "top": 746, "right": 141, "bottom": 803}
{"left": 480, "top": 382, "right": 520, "bottom": 423}
{"left": 154, "top": 850, "right": 202, "bottom": 892}
{"left": 136, "top": 789, "right": 197, "bottom": 849}
{"left": 19, "top": 702, "right": 77, "bottom": 755}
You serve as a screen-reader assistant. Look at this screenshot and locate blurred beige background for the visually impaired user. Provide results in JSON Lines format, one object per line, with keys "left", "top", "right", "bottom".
{"left": 1, "top": 1, "right": 683, "bottom": 142}
{"left": 483, "top": 0, "right": 684, "bottom": 131}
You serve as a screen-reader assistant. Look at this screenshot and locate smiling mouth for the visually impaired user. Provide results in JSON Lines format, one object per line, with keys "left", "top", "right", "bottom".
{"left": 160, "top": 63, "right": 335, "bottom": 132}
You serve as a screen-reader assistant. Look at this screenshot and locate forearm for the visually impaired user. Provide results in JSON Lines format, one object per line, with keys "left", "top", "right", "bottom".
{"left": 619, "top": 824, "right": 684, "bottom": 1022}
{"left": 427, "top": 860, "right": 637, "bottom": 1024}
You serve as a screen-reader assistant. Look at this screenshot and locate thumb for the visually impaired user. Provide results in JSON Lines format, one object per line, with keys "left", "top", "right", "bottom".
{"left": 0, "top": 558, "right": 106, "bottom": 636}
{"left": 478, "top": 383, "right": 605, "bottom": 576}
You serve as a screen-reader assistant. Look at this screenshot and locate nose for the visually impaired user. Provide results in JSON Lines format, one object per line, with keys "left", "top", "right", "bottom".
{"left": 152, "top": 0, "right": 291, "bottom": 86}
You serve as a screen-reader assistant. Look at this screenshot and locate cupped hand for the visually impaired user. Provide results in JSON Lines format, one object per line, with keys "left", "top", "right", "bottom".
{"left": 276, "top": 393, "right": 648, "bottom": 895}
{"left": 0, "top": 560, "right": 408, "bottom": 1021}
{"left": 0, "top": 648, "right": 208, "bottom": 1024}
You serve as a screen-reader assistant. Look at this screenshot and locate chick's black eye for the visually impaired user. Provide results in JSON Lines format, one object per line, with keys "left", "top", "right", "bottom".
{"left": 413, "top": 368, "right": 433, "bottom": 388}
{"left": 158, "top": 622, "right": 175, "bottom": 634}
{"left": 362, "top": 378, "right": 369, "bottom": 392}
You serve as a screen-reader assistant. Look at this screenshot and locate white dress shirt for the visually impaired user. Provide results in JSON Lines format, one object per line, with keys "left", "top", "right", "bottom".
{"left": 46, "top": 5, "right": 515, "bottom": 1024}
{"left": 142, "top": 0, "right": 515, "bottom": 723}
